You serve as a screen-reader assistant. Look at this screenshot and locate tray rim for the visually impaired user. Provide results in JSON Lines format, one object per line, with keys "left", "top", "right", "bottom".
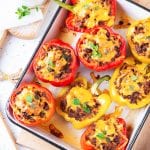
{"left": 5, "top": 0, "right": 150, "bottom": 150}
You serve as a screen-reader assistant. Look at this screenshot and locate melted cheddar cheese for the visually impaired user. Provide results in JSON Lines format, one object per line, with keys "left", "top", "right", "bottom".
{"left": 115, "top": 58, "right": 150, "bottom": 104}
{"left": 86, "top": 118, "right": 124, "bottom": 149}
{"left": 59, "top": 86, "right": 101, "bottom": 121}
{"left": 129, "top": 18, "right": 150, "bottom": 58}
{"left": 79, "top": 28, "right": 121, "bottom": 65}
{"left": 72, "top": 0, "right": 114, "bottom": 28}
{"left": 12, "top": 85, "right": 51, "bottom": 124}
{"left": 36, "top": 45, "right": 72, "bottom": 81}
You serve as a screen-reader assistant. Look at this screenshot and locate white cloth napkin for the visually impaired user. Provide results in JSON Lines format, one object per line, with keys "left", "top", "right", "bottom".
{"left": 0, "top": 0, "right": 43, "bottom": 31}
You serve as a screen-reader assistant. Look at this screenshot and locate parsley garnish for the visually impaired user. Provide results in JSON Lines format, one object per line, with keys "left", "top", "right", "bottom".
{"left": 35, "top": 6, "right": 39, "bottom": 12}
{"left": 131, "top": 75, "right": 138, "bottom": 81}
{"left": 83, "top": 4, "right": 89, "bottom": 9}
{"left": 106, "top": 137, "right": 111, "bottom": 142}
{"left": 81, "top": 103, "right": 90, "bottom": 113}
{"left": 96, "top": 131, "right": 110, "bottom": 142}
{"left": 88, "top": 42, "right": 102, "bottom": 59}
{"left": 72, "top": 98, "right": 90, "bottom": 113}
{"left": 16, "top": 5, "right": 31, "bottom": 19}
{"left": 129, "top": 85, "right": 135, "bottom": 91}
{"left": 73, "top": 98, "right": 80, "bottom": 105}
{"left": 96, "top": 133, "right": 105, "bottom": 139}
{"left": 48, "top": 60, "right": 55, "bottom": 68}
{"left": 26, "top": 95, "right": 32, "bottom": 103}
{"left": 16, "top": 5, "right": 39, "bottom": 19}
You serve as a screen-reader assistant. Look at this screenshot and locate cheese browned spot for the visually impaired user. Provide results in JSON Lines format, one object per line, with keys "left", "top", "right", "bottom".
{"left": 59, "top": 87, "right": 101, "bottom": 121}
{"left": 85, "top": 118, "right": 124, "bottom": 150}
{"left": 115, "top": 61, "right": 150, "bottom": 104}
{"left": 78, "top": 28, "right": 121, "bottom": 65}
{"left": 36, "top": 45, "right": 72, "bottom": 81}
{"left": 130, "top": 19, "right": 150, "bottom": 58}
{"left": 12, "top": 86, "right": 50, "bottom": 123}
{"left": 72, "top": 0, "right": 114, "bottom": 29}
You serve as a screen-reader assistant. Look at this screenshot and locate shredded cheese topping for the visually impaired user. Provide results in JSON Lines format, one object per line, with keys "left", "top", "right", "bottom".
{"left": 115, "top": 58, "right": 150, "bottom": 103}
{"left": 36, "top": 45, "right": 72, "bottom": 81}
{"left": 72, "top": 0, "right": 114, "bottom": 28}
{"left": 79, "top": 28, "right": 121, "bottom": 65}
{"left": 87, "top": 118, "right": 125, "bottom": 149}
{"left": 59, "top": 86, "right": 101, "bottom": 121}
{"left": 12, "top": 85, "right": 51, "bottom": 123}
{"left": 130, "top": 18, "right": 150, "bottom": 57}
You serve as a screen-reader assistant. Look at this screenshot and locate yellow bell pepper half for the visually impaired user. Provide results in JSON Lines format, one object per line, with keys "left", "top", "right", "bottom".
{"left": 127, "top": 17, "right": 150, "bottom": 64}
{"left": 110, "top": 57, "right": 150, "bottom": 109}
{"left": 56, "top": 75, "right": 111, "bottom": 129}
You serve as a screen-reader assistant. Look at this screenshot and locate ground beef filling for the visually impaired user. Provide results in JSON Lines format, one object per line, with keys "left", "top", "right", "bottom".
{"left": 36, "top": 45, "right": 72, "bottom": 80}
{"left": 72, "top": 0, "right": 111, "bottom": 29}
{"left": 85, "top": 123, "right": 121, "bottom": 150}
{"left": 14, "top": 87, "right": 50, "bottom": 122}
{"left": 79, "top": 30, "right": 121, "bottom": 66}
{"left": 131, "top": 24, "right": 150, "bottom": 57}
{"left": 60, "top": 99, "right": 101, "bottom": 121}
{"left": 115, "top": 63, "right": 150, "bottom": 104}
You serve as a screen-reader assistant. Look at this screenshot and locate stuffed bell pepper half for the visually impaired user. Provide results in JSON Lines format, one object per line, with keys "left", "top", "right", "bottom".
{"left": 80, "top": 107, "right": 128, "bottom": 150}
{"left": 56, "top": 73, "right": 111, "bottom": 129}
{"left": 127, "top": 17, "right": 150, "bottom": 64}
{"left": 33, "top": 39, "right": 79, "bottom": 87}
{"left": 110, "top": 57, "right": 150, "bottom": 109}
{"left": 54, "top": 0, "right": 116, "bottom": 32}
{"left": 10, "top": 83, "right": 55, "bottom": 126}
{"left": 76, "top": 26, "right": 126, "bottom": 71}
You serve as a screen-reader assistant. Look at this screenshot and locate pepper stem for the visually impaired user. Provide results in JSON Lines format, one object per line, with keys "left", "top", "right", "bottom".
{"left": 91, "top": 75, "right": 111, "bottom": 95}
{"left": 53, "top": 0, "right": 74, "bottom": 13}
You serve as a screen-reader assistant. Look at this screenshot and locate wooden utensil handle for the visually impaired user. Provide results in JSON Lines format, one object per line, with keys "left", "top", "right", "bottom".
{"left": 0, "top": 113, "right": 17, "bottom": 150}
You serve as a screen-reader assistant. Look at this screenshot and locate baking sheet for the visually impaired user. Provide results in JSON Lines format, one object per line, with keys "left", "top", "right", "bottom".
{"left": 6, "top": 0, "right": 150, "bottom": 150}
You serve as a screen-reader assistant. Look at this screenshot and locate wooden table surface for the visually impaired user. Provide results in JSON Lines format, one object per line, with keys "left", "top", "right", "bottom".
{"left": 133, "top": 0, "right": 150, "bottom": 9}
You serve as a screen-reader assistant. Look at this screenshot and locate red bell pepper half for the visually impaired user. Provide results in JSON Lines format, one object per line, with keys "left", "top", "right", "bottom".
{"left": 80, "top": 117, "right": 128, "bottom": 150}
{"left": 76, "top": 26, "right": 126, "bottom": 71}
{"left": 33, "top": 39, "right": 79, "bottom": 87}
{"left": 54, "top": 0, "right": 116, "bottom": 32}
{"left": 10, "top": 83, "right": 55, "bottom": 126}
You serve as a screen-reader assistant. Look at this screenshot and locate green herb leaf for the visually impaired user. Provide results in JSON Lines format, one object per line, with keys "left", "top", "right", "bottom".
{"left": 96, "top": 133, "right": 105, "bottom": 139}
{"left": 131, "top": 75, "right": 138, "bottom": 81}
{"left": 88, "top": 42, "right": 102, "bottom": 59}
{"left": 35, "top": 6, "right": 39, "bottom": 12}
{"left": 16, "top": 5, "right": 31, "bottom": 19}
{"left": 26, "top": 95, "right": 32, "bottom": 103}
{"left": 106, "top": 137, "right": 111, "bottom": 142}
{"left": 129, "top": 85, "right": 135, "bottom": 91}
{"left": 48, "top": 60, "right": 55, "bottom": 68}
{"left": 73, "top": 98, "right": 80, "bottom": 105}
{"left": 83, "top": 4, "right": 89, "bottom": 9}
{"left": 82, "top": 103, "right": 90, "bottom": 113}
{"left": 47, "top": 66, "right": 53, "bottom": 72}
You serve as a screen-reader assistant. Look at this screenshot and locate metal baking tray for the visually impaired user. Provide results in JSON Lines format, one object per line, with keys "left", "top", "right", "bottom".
{"left": 6, "top": 0, "right": 150, "bottom": 149}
